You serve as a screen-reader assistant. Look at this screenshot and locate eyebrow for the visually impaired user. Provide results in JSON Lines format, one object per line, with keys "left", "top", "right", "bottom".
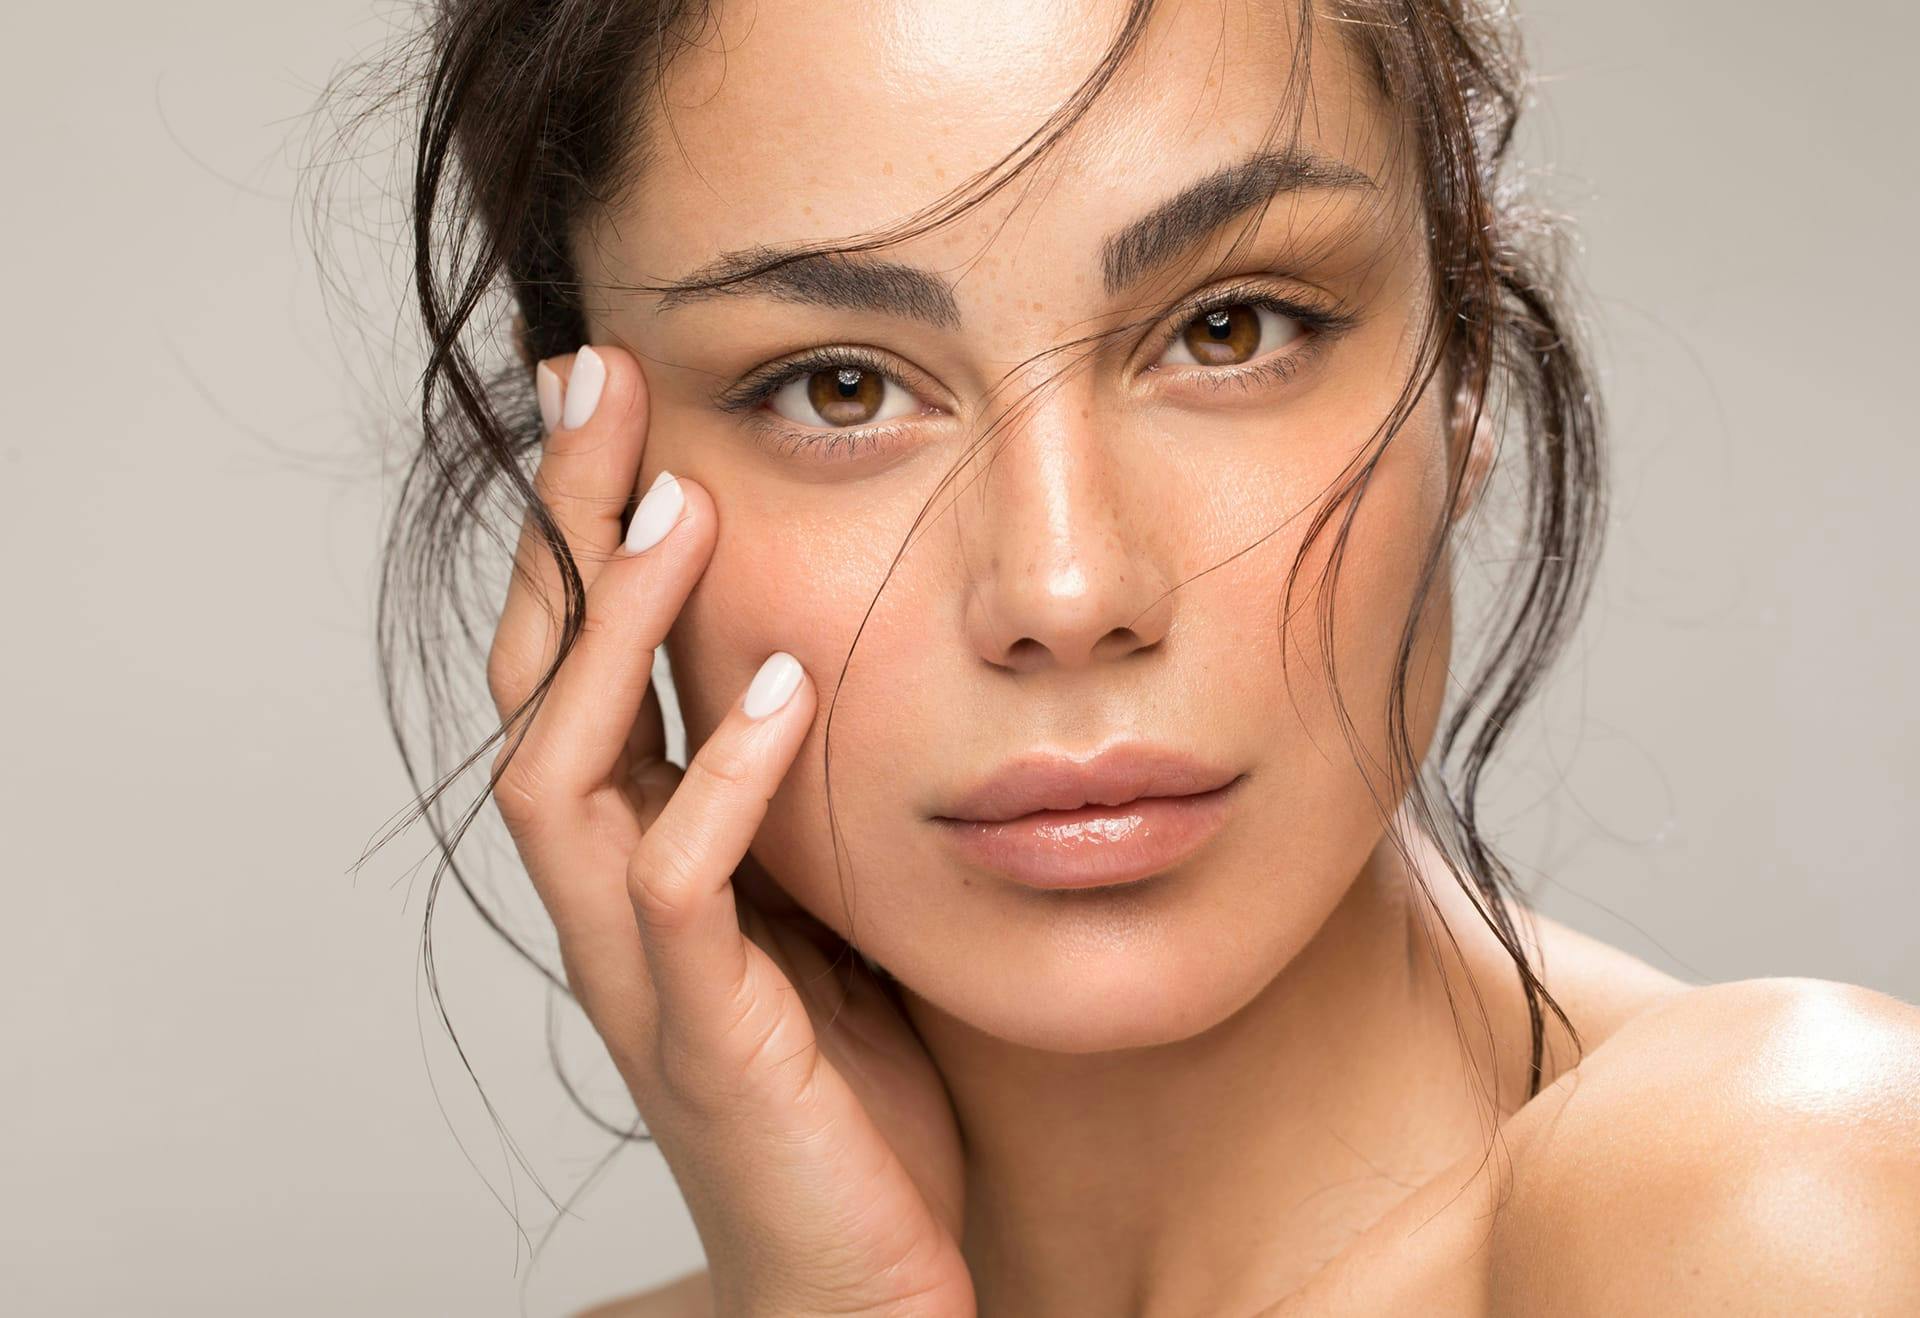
{"left": 649, "top": 146, "right": 1375, "bottom": 328}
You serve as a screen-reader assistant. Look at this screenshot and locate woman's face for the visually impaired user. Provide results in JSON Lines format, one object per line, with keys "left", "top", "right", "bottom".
{"left": 573, "top": 0, "right": 1461, "bottom": 1053}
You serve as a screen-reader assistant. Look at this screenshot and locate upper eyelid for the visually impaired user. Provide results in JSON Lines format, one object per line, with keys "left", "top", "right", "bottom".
{"left": 1158, "top": 283, "right": 1346, "bottom": 337}
{"left": 1148, "top": 294, "right": 1333, "bottom": 360}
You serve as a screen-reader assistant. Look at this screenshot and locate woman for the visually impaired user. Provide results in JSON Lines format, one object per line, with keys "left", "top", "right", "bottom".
{"left": 362, "top": 0, "right": 1920, "bottom": 1312}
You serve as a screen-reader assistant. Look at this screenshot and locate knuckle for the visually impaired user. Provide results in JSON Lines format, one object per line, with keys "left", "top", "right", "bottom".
{"left": 578, "top": 566, "right": 663, "bottom": 653}
{"left": 626, "top": 829, "right": 705, "bottom": 931}
{"left": 654, "top": 981, "right": 794, "bottom": 1118}
{"left": 529, "top": 458, "right": 566, "bottom": 500}
{"left": 491, "top": 738, "right": 556, "bottom": 831}
{"left": 492, "top": 769, "right": 541, "bottom": 833}
{"left": 653, "top": 1027, "right": 720, "bottom": 1114}
{"left": 576, "top": 595, "right": 625, "bottom": 643}
{"left": 486, "top": 618, "right": 562, "bottom": 717}
{"left": 686, "top": 738, "right": 760, "bottom": 796}
{"left": 734, "top": 994, "right": 819, "bottom": 1095}
{"left": 485, "top": 640, "right": 530, "bottom": 716}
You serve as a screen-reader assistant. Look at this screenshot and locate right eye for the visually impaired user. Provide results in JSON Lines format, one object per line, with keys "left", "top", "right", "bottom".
{"left": 765, "top": 363, "right": 926, "bottom": 430}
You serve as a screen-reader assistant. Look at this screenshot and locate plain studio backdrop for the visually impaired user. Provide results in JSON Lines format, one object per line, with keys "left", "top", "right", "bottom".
{"left": 2, "top": 1, "right": 1914, "bottom": 1313}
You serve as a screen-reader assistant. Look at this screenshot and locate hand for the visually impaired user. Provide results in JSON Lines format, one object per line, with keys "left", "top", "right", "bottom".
{"left": 484, "top": 344, "right": 974, "bottom": 1318}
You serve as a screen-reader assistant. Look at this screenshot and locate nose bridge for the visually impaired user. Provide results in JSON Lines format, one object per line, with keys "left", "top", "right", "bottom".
{"left": 958, "top": 372, "right": 1175, "bottom": 671}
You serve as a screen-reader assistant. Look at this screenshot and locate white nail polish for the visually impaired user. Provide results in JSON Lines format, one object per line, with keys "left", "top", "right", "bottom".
{"left": 535, "top": 362, "right": 564, "bottom": 433}
{"left": 561, "top": 345, "right": 606, "bottom": 430}
{"left": 742, "top": 652, "right": 803, "bottom": 719}
{"left": 622, "top": 471, "right": 684, "bottom": 554}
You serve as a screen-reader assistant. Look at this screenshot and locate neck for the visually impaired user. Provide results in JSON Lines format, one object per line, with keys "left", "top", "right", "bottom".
{"left": 898, "top": 819, "right": 1536, "bottom": 1317}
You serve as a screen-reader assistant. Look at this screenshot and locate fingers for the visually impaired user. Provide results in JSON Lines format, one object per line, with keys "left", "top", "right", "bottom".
{"left": 626, "top": 652, "right": 817, "bottom": 1060}
{"left": 488, "top": 343, "right": 654, "bottom": 725}
{"left": 501, "top": 469, "right": 713, "bottom": 813}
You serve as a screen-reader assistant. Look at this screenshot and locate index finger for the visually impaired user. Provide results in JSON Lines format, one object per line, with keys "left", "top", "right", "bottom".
{"left": 627, "top": 652, "right": 817, "bottom": 1056}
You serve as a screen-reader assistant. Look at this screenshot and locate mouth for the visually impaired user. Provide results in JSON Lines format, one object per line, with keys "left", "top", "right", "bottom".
{"left": 928, "top": 744, "right": 1246, "bottom": 890}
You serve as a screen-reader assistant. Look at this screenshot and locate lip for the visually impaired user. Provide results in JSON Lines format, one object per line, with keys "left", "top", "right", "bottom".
{"left": 929, "top": 744, "right": 1245, "bottom": 890}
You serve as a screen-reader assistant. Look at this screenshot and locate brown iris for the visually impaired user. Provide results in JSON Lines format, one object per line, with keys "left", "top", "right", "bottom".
{"left": 1180, "top": 304, "right": 1263, "bottom": 366}
{"left": 805, "top": 366, "right": 884, "bottom": 425}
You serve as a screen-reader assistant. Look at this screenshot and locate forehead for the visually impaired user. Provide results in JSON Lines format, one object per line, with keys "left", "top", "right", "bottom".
{"left": 587, "top": 0, "right": 1397, "bottom": 294}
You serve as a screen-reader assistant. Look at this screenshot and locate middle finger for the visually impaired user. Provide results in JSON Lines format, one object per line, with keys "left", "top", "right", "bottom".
{"left": 490, "top": 344, "right": 651, "bottom": 717}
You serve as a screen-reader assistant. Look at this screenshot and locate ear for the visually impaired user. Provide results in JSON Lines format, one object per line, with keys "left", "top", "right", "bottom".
{"left": 1447, "top": 376, "right": 1496, "bottom": 527}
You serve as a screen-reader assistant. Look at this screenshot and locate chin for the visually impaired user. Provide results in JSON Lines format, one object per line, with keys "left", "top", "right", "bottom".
{"left": 897, "top": 872, "right": 1300, "bottom": 1055}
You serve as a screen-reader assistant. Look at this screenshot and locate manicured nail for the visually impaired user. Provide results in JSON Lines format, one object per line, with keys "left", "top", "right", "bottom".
{"left": 742, "top": 652, "right": 803, "bottom": 719}
{"left": 535, "top": 361, "right": 564, "bottom": 433}
{"left": 561, "top": 345, "right": 606, "bottom": 430}
{"left": 622, "top": 470, "right": 683, "bottom": 554}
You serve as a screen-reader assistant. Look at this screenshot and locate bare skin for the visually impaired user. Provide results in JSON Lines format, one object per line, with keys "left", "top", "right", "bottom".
{"left": 572, "top": 943, "right": 1920, "bottom": 1316}
{"left": 478, "top": 0, "right": 1920, "bottom": 1313}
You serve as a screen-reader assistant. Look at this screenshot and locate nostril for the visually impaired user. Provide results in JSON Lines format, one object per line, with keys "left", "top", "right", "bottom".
{"left": 999, "top": 626, "right": 1156, "bottom": 672}
{"left": 1091, "top": 627, "right": 1147, "bottom": 661}
{"left": 1005, "top": 636, "right": 1049, "bottom": 669}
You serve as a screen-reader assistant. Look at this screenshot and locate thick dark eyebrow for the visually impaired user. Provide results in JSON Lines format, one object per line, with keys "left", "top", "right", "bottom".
{"left": 652, "top": 245, "right": 963, "bottom": 329}
{"left": 649, "top": 146, "right": 1373, "bottom": 327}
{"left": 1099, "top": 147, "right": 1375, "bottom": 293}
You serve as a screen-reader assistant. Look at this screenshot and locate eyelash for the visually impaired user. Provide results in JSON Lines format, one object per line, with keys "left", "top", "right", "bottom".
{"left": 714, "top": 283, "right": 1356, "bottom": 460}
{"left": 715, "top": 344, "right": 927, "bottom": 461}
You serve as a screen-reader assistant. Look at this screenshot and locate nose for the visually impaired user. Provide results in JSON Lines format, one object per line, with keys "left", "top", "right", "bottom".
{"left": 957, "top": 379, "right": 1176, "bottom": 673}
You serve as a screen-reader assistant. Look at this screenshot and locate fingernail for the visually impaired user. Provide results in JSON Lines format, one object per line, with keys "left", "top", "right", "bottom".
{"left": 561, "top": 345, "right": 606, "bottom": 430}
{"left": 742, "top": 652, "right": 803, "bottom": 720}
{"left": 622, "top": 470, "right": 684, "bottom": 554}
{"left": 535, "top": 361, "right": 564, "bottom": 433}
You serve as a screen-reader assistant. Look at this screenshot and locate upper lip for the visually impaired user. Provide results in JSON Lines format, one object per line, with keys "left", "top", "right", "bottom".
{"left": 931, "top": 743, "right": 1242, "bottom": 824}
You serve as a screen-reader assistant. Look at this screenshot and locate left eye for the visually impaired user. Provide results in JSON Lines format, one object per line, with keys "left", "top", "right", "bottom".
{"left": 1157, "top": 302, "right": 1306, "bottom": 368}
{"left": 766, "top": 365, "right": 923, "bottom": 430}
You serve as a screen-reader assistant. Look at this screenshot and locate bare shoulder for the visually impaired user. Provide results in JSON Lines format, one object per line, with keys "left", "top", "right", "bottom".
{"left": 572, "top": 1269, "right": 712, "bottom": 1318}
{"left": 1489, "top": 976, "right": 1920, "bottom": 1316}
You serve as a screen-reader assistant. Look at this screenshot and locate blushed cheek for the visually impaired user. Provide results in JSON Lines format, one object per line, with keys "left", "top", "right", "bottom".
{"left": 661, "top": 508, "right": 927, "bottom": 918}
{"left": 667, "top": 524, "right": 852, "bottom": 744}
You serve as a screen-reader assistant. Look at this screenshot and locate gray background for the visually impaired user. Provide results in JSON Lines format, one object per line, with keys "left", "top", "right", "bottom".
{"left": 3, "top": 0, "right": 1913, "bottom": 1313}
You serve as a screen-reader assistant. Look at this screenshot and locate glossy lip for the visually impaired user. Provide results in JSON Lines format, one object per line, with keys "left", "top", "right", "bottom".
{"left": 928, "top": 744, "right": 1246, "bottom": 890}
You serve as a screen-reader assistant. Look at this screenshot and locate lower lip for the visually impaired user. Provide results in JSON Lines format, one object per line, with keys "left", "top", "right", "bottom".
{"left": 932, "top": 777, "right": 1244, "bottom": 890}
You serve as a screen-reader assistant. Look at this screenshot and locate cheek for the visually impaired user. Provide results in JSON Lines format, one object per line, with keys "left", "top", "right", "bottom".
{"left": 1147, "top": 387, "right": 1453, "bottom": 954}
{"left": 1167, "top": 362, "right": 1454, "bottom": 772}
{"left": 1276, "top": 401, "right": 1455, "bottom": 795}
{"left": 660, "top": 480, "right": 933, "bottom": 921}
{"left": 666, "top": 508, "right": 882, "bottom": 737}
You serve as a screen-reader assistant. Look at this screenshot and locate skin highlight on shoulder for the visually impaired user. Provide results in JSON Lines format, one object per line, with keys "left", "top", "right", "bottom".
{"left": 1487, "top": 976, "right": 1920, "bottom": 1315}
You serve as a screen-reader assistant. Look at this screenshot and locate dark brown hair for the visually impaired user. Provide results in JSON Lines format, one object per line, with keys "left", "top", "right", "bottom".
{"left": 327, "top": 0, "right": 1603, "bottom": 1225}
